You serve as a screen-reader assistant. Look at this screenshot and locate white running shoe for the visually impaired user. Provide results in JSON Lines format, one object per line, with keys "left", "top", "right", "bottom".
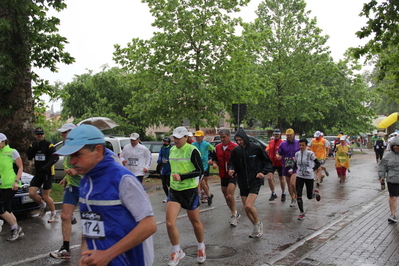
{"left": 197, "top": 246, "right": 206, "bottom": 264}
{"left": 48, "top": 213, "right": 59, "bottom": 223}
{"left": 168, "top": 249, "right": 185, "bottom": 266}
{"left": 38, "top": 203, "right": 48, "bottom": 218}
{"left": 0, "top": 219, "right": 4, "bottom": 233}
{"left": 7, "top": 226, "right": 24, "bottom": 241}
{"left": 229, "top": 212, "right": 241, "bottom": 226}
{"left": 249, "top": 221, "right": 263, "bottom": 238}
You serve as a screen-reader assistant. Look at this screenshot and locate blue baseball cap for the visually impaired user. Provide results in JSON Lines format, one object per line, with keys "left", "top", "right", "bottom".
{"left": 55, "top": 125, "right": 105, "bottom": 155}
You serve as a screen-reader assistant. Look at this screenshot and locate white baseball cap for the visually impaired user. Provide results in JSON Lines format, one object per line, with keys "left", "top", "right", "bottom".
{"left": 314, "top": 131, "right": 321, "bottom": 137}
{"left": 0, "top": 133, "right": 7, "bottom": 142}
{"left": 130, "top": 133, "right": 140, "bottom": 140}
{"left": 173, "top": 126, "right": 189, "bottom": 138}
{"left": 57, "top": 123, "right": 76, "bottom": 132}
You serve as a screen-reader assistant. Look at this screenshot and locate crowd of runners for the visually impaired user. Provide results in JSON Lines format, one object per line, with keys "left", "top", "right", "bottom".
{"left": 3, "top": 124, "right": 399, "bottom": 266}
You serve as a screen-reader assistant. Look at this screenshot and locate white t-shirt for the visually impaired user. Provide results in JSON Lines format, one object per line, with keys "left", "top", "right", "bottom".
{"left": 295, "top": 149, "right": 317, "bottom": 179}
{"left": 120, "top": 143, "right": 152, "bottom": 176}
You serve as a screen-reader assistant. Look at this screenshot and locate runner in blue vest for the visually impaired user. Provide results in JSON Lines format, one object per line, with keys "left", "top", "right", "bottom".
{"left": 55, "top": 125, "right": 156, "bottom": 266}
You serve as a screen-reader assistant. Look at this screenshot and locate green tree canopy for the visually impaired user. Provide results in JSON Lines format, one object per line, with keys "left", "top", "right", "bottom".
{"left": 60, "top": 66, "right": 145, "bottom": 136}
{"left": 113, "top": 0, "right": 254, "bottom": 130}
{"left": 354, "top": 1, "right": 399, "bottom": 97}
{"left": 241, "top": 0, "right": 331, "bottom": 129}
{"left": 241, "top": 0, "right": 376, "bottom": 136}
{"left": 0, "top": 0, "right": 73, "bottom": 168}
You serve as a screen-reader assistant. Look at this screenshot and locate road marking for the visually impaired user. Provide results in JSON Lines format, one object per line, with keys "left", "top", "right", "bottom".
{"left": 3, "top": 244, "right": 81, "bottom": 266}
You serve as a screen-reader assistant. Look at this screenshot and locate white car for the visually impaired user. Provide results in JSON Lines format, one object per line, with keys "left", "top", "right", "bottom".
{"left": 53, "top": 136, "right": 131, "bottom": 181}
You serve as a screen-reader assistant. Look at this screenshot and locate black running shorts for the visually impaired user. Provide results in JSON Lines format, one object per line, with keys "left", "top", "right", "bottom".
{"left": 387, "top": 182, "right": 399, "bottom": 197}
{"left": 169, "top": 187, "right": 200, "bottom": 210}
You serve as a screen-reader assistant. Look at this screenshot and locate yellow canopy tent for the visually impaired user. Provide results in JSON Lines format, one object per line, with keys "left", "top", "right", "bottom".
{"left": 378, "top": 113, "right": 398, "bottom": 129}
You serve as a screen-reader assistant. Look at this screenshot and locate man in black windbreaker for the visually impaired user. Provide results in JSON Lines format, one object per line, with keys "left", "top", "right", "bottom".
{"left": 27, "top": 127, "right": 59, "bottom": 223}
{"left": 228, "top": 128, "right": 272, "bottom": 238}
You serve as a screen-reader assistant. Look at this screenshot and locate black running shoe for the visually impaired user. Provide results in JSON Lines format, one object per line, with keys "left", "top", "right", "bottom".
{"left": 207, "top": 194, "right": 214, "bottom": 206}
{"left": 269, "top": 193, "right": 277, "bottom": 201}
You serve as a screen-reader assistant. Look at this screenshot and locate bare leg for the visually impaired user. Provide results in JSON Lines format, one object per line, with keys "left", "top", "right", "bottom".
{"left": 0, "top": 211, "right": 17, "bottom": 227}
{"left": 222, "top": 183, "right": 237, "bottom": 215}
{"left": 389, "top": 196, "right": 398, "bottom": 216}
{"left": 241, "top": 194, "right": 259, "bottom": 224}
{"left": 61, "top": 204, "right": 76, "bottom": 241}
{"left": 41, "top": 189, "right": 56, "bottom": 212}
{"left": 187, "top": 208, "right": 204, "bottom": 243}
{"left": 166, "top": 201, "right": 182, "bottom": 246}
{"left": 278, "top": 175, "right": 286, "bottom": 193}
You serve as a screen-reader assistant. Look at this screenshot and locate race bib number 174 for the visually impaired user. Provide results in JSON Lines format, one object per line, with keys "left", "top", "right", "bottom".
{"left": 81, "top": 211, "right": 106, "bottom": 239}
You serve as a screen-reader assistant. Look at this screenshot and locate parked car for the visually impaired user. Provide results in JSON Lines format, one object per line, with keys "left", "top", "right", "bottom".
{"left": 11, "top": 172, "right": 41, "bottom": 213}
{"left": 211, "top": 134, "right": 268, "bottom": 150}
{"left": 141, "top": 141, "right": 175, "bottom": 174}
{"left": 54, "top": 136, "right": 131, "bottom": 181}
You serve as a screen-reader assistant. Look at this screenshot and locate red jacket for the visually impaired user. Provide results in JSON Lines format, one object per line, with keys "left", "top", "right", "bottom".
{"left": 215, "top": 141, "right": 238, "bottom": 178}
{"left": 266, "top": 139, "right": 283, "bottom": 167}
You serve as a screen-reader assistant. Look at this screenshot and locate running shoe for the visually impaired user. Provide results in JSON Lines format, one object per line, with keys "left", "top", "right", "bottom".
{"left": 50, "top": 247, "right": 71, "bottom": 259}
{"left": 289, "top": 199, "right": 297, "bottom": 207}
{"left": 207, "top": 194, "right": 214, "bottom": 206}
{"left": 229, "top": 212, "right": 241, "bottom": 226}
{"left": 281, "top": 193, "right": 286, "bottom": 202}
{"left": 297, "top": 213, "right": 305, "bottom": 220}
{"left": 388, "top": 214, "right": 398, "bottom": 223}
{"left": 38, "top": 203, "right": 48, "bottom": 218}
{"left": 48, "top": 213, "right": 59, "bottom": 223}
{"left": 314, "top": 189, "right": 321, "bottom": 201}
{"left": 7, "top": 226, "right": 24, "bottom": 241}
{"left": 163, "top": 197, "right": 168, "bottom": 203}
{"left": 168, "top": 249, "right": 186, "bottom": 266}
{"left": 197, "top": 246, "right": 206, "bottom": 264}
{"left": 269, "top": 193, "right": 277, "bottom": 201}
{"left": 324, "top": 169, "right": 329, "bottom": 176}
{"left": 0, "top": 219, "right": 3, "bottom": 233}
{"left": 71, "top": 216, "right": 77, "bottom": 225}
{"left": 201, "top": 195, "right": 208, "bottom": 204}
{"left": 249, "top": 221, "right": 263, "bottom": 238}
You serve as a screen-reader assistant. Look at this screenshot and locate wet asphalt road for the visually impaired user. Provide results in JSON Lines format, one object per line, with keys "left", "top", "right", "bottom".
{"left": 1, "top": 149, "right": 383, "bottom": 266}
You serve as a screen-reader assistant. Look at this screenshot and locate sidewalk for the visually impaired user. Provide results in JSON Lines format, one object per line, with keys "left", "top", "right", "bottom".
{"left": 291, "top": 189, "right": 399, "bottom": 266}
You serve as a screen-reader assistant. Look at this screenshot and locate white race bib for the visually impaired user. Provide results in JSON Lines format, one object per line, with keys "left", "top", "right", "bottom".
{"left": 81, "top": 212, "right": 106, "bottom": 239}
{"left": 35, "top": 153, "right": 46, "bottom": 161}
{"left": 127, "top": 157, "right": 138, "bottom": 166}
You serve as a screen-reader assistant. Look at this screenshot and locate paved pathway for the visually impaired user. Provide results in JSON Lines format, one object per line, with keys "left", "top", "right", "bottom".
{"left": 291, "top": 189, "right": 399, "bottom": 266}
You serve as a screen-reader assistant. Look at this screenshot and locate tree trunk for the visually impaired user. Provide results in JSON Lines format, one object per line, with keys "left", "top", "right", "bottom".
{"left": 0, "top": 4, "right": 35, "bottom": 173}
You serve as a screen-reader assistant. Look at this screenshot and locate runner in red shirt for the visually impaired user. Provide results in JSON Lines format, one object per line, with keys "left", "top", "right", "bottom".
{"left": 266, "top": 129, "right": 287, "bottom": 202}
{"left": 211, "top": 129, "right": 240, "bottom": 226}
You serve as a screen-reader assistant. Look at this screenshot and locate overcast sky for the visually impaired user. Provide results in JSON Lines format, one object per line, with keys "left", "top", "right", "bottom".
{"left": 37, "top": 0, "right": 372, "bottom": 110}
